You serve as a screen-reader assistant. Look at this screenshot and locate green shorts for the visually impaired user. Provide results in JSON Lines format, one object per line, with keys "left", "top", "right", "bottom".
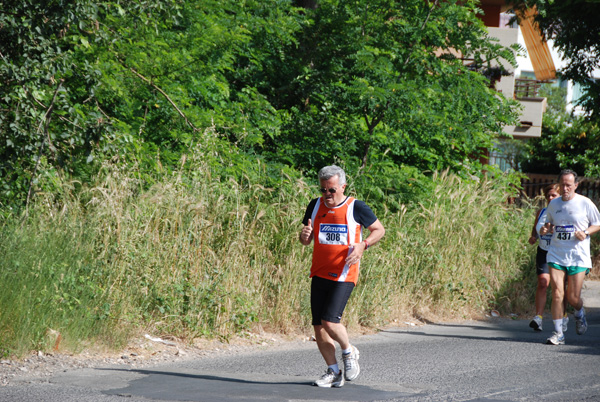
{"left": 548, "top": 262, "right": 590, "bottom": 276}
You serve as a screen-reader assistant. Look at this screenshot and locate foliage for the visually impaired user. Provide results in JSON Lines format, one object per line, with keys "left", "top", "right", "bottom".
{"left": 95, "top": 0, "right": 303, "bottom": 151}
{"left": 0, "top": 0, "right": 116, "bottom": 207}
{"left": 256, "top": 0, "right": 519, "bottom": 182}
{"left": 387, "top": 171, "right": 534, "bottom": 317}
{"left": 520, "top": 115, "right": 600, "bottom": 178}
{"left": 538, "top": 84, "right": 568, "bottom": 120}
{"left": 519, "top": 83, "right": 600, "bottom": 178}
{"left": 0, "top": 1, "right": 536, "bottom": 357}
{"left": 0, "top": 0, "right": 305, "bottom": 208}
{"left": 1, "top": 0, "right": 522, "bottom": 210}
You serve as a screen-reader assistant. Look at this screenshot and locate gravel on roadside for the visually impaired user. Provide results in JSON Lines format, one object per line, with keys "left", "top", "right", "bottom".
{"left": 0, "top": 330, "right": 310, "bottom": 387}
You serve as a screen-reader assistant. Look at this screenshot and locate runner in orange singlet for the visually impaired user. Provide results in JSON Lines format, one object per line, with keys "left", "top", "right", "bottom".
{"left": 299, "top": 165, "right": 385, "bottom": 388}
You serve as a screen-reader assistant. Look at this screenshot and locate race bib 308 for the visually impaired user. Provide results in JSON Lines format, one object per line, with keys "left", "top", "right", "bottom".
{"left": 318, "top": 224, "right": 349, "bottom": 245}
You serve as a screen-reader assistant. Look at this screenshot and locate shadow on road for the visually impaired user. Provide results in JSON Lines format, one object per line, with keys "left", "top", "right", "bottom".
{"left": 379, "top": 304, "right": 600, "bottom": 356}
{"left": 98, "top": 367, "right": 309, "bottom": 386}
{"left": 99, "top": 367, "right": 417, "bottom": 402}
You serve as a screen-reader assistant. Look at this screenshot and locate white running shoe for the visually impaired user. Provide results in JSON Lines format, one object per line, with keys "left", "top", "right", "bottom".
{"left": 314, "top": 368, "right": 344, "bottom": 388}
{"left": 546, "top": 331, "right": 565, "bottom": 345}
{"left": 342, "top": 345, "right": 360, "bottom": 381}
{"left": 529, "top": 315, "right": 543, "bottom": 332}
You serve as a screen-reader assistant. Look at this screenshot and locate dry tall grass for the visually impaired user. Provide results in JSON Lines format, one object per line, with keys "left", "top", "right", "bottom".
{"left": 0, "top": 163, "right": 536, "bottom": 357}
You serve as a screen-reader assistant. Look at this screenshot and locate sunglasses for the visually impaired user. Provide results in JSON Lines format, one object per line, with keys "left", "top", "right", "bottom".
{"left": 320, "top": 187, "right": 337, "bottom": 194}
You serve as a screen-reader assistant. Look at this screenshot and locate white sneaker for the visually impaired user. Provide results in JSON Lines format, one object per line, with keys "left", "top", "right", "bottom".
{"left": 529, "top": 315, "right": 543, "bottom": 331}
{"left": 314, "top": 368, "right": 344, "bottom": 388}
{"left": 546, "top": 331, "right": 565, "bottom": 345}
{"left": 562, "top": 316, "right": 569, "bottom": 333}
{"left": 342, "top": 345, "right": 360, "bottom": 381}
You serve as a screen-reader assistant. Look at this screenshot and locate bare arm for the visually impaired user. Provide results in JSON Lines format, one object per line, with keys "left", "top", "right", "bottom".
{"left": 363, "top": 219, "right": 385, "bottom": 248}
{"left": 528, "top": 208, "right": 542, "bottom": 245}
{"left": 345, "top": 219, "right": 385, "bottom": 265}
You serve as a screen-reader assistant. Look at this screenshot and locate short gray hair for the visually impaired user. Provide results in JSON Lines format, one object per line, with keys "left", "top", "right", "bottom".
{"left": 318, "top": 165, "right": 346, "bottom": 185}
{"left": 558, "top": 169, "right": 579, "bottom": 183}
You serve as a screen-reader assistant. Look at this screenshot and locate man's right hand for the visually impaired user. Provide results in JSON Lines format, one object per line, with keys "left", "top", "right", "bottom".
{"left": 300, "top": 218, "right": 313, "bottom": 244}
{"left": 540, "top": 222, "right": 554, "bottom": 236}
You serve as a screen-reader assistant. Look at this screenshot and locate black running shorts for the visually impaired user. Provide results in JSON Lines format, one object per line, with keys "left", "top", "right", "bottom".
{"left": 311, "top": 276, "right": 355, "bottom": 325}
{"left": 536, "top": 246, "right": 549, "bottom": 275}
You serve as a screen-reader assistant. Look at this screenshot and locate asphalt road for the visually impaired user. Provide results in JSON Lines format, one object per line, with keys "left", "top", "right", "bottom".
{"left": 2, "top": 282, "right": 600, "bottom": 402}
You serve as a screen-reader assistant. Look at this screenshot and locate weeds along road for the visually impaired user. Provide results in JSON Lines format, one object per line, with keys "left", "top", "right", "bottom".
{"left": 2, "top": 281, "right": 600, "bottom": 402}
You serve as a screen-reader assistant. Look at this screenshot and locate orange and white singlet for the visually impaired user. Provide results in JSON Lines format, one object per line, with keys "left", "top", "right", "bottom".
{"left": 309, "top": 196, "right": 362, "bottom": 284}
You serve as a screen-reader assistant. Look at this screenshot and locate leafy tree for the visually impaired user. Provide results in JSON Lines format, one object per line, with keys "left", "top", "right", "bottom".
{"left": 250, "top": 0, "right": 519, "bottom": 182}
{"left": 0, "top": 0, "right": 304, "bottom": 207}
{"left": 0, "top": 1, "right": 115, "bottom": 207}
{"left": 537, "top": 84, "right": 567, "bottom": 120}
{"left": 518, "top": 83, "right": 600, "bottom": 178}
{"left": 520, "top": 115, "right": 600, "bottom": 178}
{"left": 2, "top": 0, "right": 523, "bottom": 210}
{"left": 97, "top": 0, "right": 300, "bottom": 149}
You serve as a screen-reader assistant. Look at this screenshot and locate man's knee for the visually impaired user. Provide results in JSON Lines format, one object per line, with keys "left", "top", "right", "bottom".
{"left": 321, "top": 320, "right": 340, "bottom": 330}
{"left": 551, "top": 286, "right": 564, "bottom": 298}
{"left": 565, "top": 292, "right": 582, "bottom": 308}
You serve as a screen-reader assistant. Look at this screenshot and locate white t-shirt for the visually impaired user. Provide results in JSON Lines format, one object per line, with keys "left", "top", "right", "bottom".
{"left": 545, "top": 194, "right": 600, "bottom": 268}
{"left": 535, "top": 208, "right": 553, "bottom": 251}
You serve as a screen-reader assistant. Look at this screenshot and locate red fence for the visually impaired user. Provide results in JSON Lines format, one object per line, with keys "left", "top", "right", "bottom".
{"left": 521, "top": 173, "right": 600, "bottom": 205}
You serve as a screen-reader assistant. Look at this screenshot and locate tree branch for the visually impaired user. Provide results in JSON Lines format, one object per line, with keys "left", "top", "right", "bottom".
{"left": 26, "top": 79, "right": 64, "bottom": 210}
{"left": 128, "top": 66, "right": 199, "bottom": 132}
{"left": 403, "top": 0, "right": 439, "bottom": 67}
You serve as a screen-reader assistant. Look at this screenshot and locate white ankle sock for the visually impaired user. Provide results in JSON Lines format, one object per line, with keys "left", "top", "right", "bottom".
{"left": 553, "top": 319, "right": 563, "bottom": 334}
{"left": 328, "top": 363, "right": 340, "bottom": 374}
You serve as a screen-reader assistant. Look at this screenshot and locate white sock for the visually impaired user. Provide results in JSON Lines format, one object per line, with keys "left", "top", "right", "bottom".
{"left": 328, "top": 363, "right": 340, "bottom": 374}
{"left": 342, "top": 347, "right": 352, "bottom": 355}
{"left": 553, "top": 319, "right": 563, "bottom": 335}
{"left": 574, "top": 306, "right": 585, "bottom": 318}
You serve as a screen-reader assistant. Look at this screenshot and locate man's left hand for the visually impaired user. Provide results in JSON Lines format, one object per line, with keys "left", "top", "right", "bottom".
{"left": 346, "top": 242, "right": 367, "bottom": 265}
